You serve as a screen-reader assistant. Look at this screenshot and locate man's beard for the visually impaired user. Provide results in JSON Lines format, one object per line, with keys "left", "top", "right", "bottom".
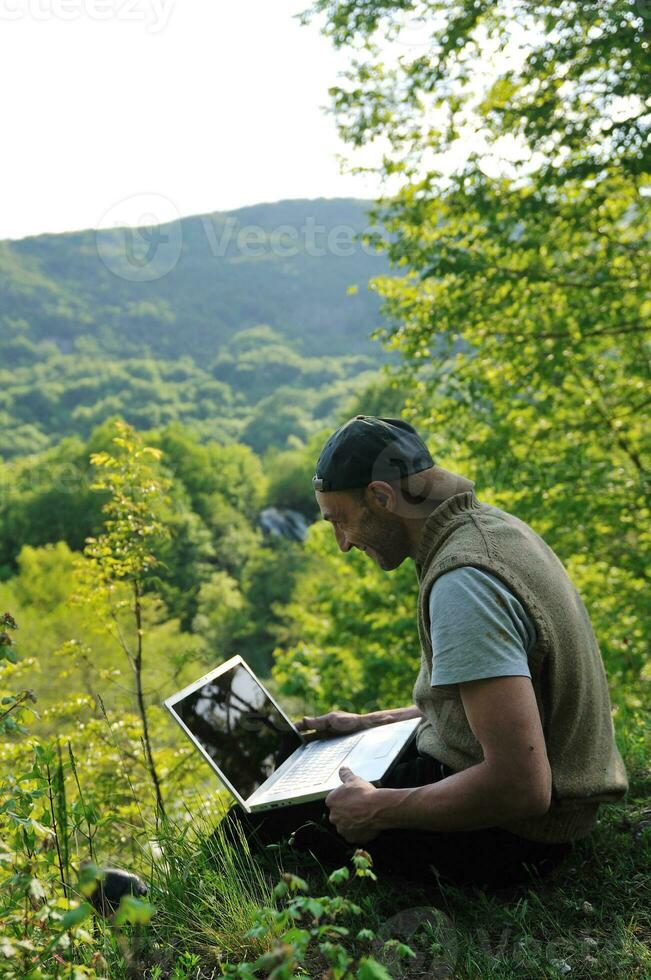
{"left": 359, "top": 509, "right": 408, "bottom": 570}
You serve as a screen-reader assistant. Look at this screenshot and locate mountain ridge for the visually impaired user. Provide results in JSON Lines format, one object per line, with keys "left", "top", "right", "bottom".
{"left": 1, "top": 196, "right": 388, "bottom": 361}
{"left": 0, "top": 198, "right": 391, "bottom": 459}
{"left": 0, "top": 196, "right": 377, "bottom": 245}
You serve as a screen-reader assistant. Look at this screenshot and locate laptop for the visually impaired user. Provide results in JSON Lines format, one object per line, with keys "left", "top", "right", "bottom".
{"left": 164, "top": 654, "right": 420, "bottom": 812}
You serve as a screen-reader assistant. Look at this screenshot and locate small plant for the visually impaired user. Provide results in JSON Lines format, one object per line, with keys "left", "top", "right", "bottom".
{"left": 221, "top": 850, "right": 399, "bottom": 979}
{"left": 171, "top": 950, "right": 202, "bottom": 979}
{"left": 78, "top": 420, "right": 172, "bottom": 817}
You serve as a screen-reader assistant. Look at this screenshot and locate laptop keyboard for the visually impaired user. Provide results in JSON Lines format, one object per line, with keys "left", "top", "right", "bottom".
{"left": 266, "top": 733, "right": 364, "bottom": 795}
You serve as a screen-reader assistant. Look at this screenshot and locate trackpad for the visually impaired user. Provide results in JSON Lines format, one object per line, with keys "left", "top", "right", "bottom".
{"left": 371, "top": 738, "right": 399, "bottom": 758}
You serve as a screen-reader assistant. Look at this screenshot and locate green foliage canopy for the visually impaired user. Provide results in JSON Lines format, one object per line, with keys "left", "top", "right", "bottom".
{"left": 297, "top": 0, "right": 650, "bottom": 685}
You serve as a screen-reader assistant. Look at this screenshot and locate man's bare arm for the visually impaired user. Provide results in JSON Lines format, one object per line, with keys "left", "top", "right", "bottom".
{"left": 364, "top": 704, "right": 423, "bottom": 726}
{"left": 298, "top": 704, "right": 422, "bottom": 735}
{"left": 372, "top": 676, "right": 551, "bottom": 830}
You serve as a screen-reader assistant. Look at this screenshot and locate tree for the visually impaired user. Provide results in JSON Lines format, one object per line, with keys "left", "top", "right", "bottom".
{"left": 192, "top": 570, "right": 245, "bottom": 662}
{"left": 300, "top": 0, "right": 650, "bottom": 680}
{"left": 303, "top": 1, "right": 649, "bottom": 180}
{"left": 77, "top": 421, "right": 171, "bottom": 816}
{"left": 265, "top": 434, "right": 326, "bottom": 518}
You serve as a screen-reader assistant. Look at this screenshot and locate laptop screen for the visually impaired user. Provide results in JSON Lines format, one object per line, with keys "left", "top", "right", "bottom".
{"left": 169, "top": 661, "right": 303, "bottom": 800}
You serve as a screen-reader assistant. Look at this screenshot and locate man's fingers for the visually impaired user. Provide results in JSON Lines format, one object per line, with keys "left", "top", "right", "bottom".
{"left": 297, "top": 715, "right": 325, "bottom": 731}
{"left": 339, "top": 765, "right": 356, "bottom": 782}
{"left": 325, "top": 782, "right": 344, "bottom": 808}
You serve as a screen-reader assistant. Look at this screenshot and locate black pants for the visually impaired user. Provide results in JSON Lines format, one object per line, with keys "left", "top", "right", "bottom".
{"left": 221, "top": 745, "right": 571, "bottom": 889}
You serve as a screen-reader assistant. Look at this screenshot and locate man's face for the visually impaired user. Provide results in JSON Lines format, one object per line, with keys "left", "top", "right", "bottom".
{"left": 315, "top": 488, "right": 410, "bottom": 571}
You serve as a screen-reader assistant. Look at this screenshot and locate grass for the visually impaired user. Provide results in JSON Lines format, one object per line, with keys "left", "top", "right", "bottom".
{"left": 4, "top": 685, "right": 646, "bottom": 978}
{"left": 95, "top": 769, "right": 650, "bottom": 979}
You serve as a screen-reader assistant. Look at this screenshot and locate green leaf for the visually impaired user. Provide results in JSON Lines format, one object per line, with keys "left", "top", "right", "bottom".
{"left": 273, "top": 880, "right": 288, "bottom": 899}
{"left": 328, "top": 866, "right": 350, "bottom": 886}
{"left": 61, "top": 902, "right": 93, "bottom": 929}
{"left": 356, "top": 957, "right": 393, "bottom": 980}
{"left": 78, "top": 861, "right": 105, "bottom": 897}
{"left": 114, "top": 894, "right": 156, "bottom": 927}
{"left": 394, "top": 942, "right": 417, "bottom": 961}
{"left": 281, "top": 872, "right": 308, "bottom": 893}
{"left": 302, "top": 898, "right": 326, "bottom": 922}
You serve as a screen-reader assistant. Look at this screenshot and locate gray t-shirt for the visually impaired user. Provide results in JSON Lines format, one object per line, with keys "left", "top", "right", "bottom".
{"left": 428, "top": 566, "right": 535, "bottom": 686}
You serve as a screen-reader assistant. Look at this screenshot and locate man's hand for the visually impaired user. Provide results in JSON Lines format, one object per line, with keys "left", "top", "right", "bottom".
{"left": 325, "top": 766, "right": 382, "bottom": 844}
{"left": 297, "top": 711, "right": 365, "bottom": 738}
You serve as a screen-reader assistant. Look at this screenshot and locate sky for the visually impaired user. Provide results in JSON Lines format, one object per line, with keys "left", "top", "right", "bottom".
{"left": 0, "top": 0, "right": 385, "bottom": 241}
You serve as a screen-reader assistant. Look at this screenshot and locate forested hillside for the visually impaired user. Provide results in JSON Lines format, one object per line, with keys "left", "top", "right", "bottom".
{"left": 0, "top": 198, "right": 389, "bottom": 457}
{"left": 1, "top": 1, "right": 649, "bottom": 976}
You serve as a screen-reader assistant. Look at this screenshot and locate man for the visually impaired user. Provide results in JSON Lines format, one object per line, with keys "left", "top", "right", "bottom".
{"left": 272, "top": 414, "right": 627, "bottom": 886}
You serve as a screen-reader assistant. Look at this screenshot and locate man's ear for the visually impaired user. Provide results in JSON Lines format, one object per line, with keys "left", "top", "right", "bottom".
{"left": 367, "top": 481, "right": 395, "bottom": 512}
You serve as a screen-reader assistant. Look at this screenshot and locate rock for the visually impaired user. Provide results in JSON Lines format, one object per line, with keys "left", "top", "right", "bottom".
{"left": 550, "top": 959, "right": 572, "bottom": 974}
{"left": 259, "top": 507, "right": 310, "bottom": 542}
{"left": 84, "top": 864, "right": 148, "bottom": 918}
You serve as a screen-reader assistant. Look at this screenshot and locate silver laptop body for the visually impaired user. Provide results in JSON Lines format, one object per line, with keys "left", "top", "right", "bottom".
{"left": 164, "top": 654, "right": 420, "bottom": 812}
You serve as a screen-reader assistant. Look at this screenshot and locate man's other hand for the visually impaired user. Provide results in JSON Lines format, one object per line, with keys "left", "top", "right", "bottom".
{"left": 296, "top": 710, "right": 365, "bottom": 738}
{"left": 325, "top": 766, "right": 381, "bottom": 844}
